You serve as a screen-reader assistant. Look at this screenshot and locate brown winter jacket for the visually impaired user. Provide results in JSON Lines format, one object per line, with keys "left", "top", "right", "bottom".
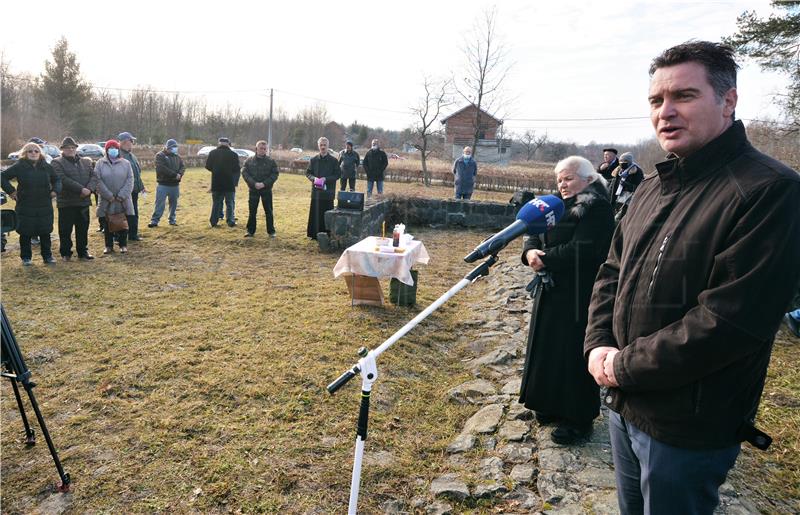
{"left": 584, "top": 121, "right": 800, "bottom": 449}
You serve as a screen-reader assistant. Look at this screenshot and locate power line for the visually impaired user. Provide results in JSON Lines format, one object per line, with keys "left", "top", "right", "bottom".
{"left": 506, "top": 116, "right": 649, "bottom": 121}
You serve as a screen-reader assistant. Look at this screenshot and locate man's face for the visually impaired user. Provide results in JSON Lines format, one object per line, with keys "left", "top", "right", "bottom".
{"left": 61, "top": 146, "right": 77, "bottom": 158}
{"left": 603, "top": 151, "right": 615, "bottom": 163}
{"left": 319, "top": 141, "right": 328, "bottom": 154}
{"left": 256, "top": 143, "right": 267, "bottom": 156}
{"left": 649, "top": 61, "right": 737, "bottom": 158}
{"left": 120, "top": 139, "right": 133, "bottom": 152}
{"left": 372, "top": 139, "right": 379, "bottom": 148}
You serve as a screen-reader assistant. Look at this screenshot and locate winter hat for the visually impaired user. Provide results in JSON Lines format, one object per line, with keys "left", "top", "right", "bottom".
{"left": 105, "top": 140, "right": 120, "bottom": 151}
{"left": 346, "top": 140, "right": 353, "bottom": 146}
{"left": 166, "top": 139, "right": 178, "bottom": 149}
{"left": 218, "top": 137, "right": 230, "bottom": 145}
{"left": 602, "top": 147, "right": 618, "bottom": 155}
{"left": 60, "top": 137, "right": 78, "bottom": 149}
{"left": 619, "top": 152, "right": 634, "bottom": 164}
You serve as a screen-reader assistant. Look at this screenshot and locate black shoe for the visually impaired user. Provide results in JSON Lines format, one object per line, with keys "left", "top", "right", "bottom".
{"left": 78, "top": 254, "right": 95, "bottom": 260}
{"left": 21, "top": 258, "right": 32, "bottom": 266}
{"left": 244, "top": 232, "right": 254, "bottom": 238}
{"left": 210, "top": 224, "right": 220, "bottom": 228}
{"left": 551, "top": 422, "right": 592, "bottom": 445}
{"left": 169, "top": 222, "right": 178, "bottom": 226}
{"left": 129, "top": 236, "right": 143, "bottom": 241}
{"left": 43, "top": 256, "right": 56, "bottom": 265}
{"left": 227, "top": 223, "right": 237, "bottom": 227}
{"left": 535, "top": 412, "right": 562, "bottom": 425}
{"left": 96, "top": 227, "right": 105, "bottom": 233}
{"left": 269, "top": 232, "right": 276, "bottom": 239}
{"left": 785, "top": 313, "right": 800, "bottom": 338}
{"left": 147, "top": 223, "right": 158, "bottom": 228}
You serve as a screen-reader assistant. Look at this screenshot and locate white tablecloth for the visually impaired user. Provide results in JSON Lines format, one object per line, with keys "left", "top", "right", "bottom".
{"left": 333, "top": 236, "right": 430, "bottom": 286}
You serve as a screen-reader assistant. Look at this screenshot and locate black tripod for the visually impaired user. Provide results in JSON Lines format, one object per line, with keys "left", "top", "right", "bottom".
{"left": 1, "top": 304, "right": 71, "bottom": 492}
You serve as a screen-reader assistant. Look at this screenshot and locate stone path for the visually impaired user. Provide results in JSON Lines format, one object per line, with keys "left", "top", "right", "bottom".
{"left": 398, "top": 260, "right": 759, "bottom": 514}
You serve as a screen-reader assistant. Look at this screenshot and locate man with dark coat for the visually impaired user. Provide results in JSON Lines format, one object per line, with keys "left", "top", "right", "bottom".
{"left": 205, "top": 137, "right": 240, "bottom": 227}
{"left": 52, "top": 137, "right": 97, "bottom": 260}
{"left": 520, "top": 156, "right": 614, "bottom": 445}
{"left": 242, "top": 140, "right": 279, "bottom": 237}
{"left": 119, "top": 132, "right": 145, "bottom": 240}
{"left": 148, "top": 139, "right": 185, "bottom": 227}
{"left": 608, "top": 151, "right": 644, "bottom": 222}
{"left": 585, "top": 41, "right": 800, "bottom": 514}
{"left": 596, "top": 147, "right": 618, "bottom": 183}
{"left": 305, "top": 137, "right": 340, "bottom": 239}
{"left": 338, "top": 140, "right": 360, "bottom": 192}
{"left": 362, "top": 138, "right": 388, "bottom": 198}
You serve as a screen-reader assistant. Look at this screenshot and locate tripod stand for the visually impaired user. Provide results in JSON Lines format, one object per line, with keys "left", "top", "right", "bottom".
{"left": 327, "top": 254, "right": 499, "bottom": 514}
{"left": 1, "top": 304, "right": 71, "bottom": 492}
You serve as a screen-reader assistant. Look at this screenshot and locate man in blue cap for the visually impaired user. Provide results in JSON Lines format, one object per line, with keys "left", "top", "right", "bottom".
{"left": 118, "top": 132, "right": 146, "bottom": 240}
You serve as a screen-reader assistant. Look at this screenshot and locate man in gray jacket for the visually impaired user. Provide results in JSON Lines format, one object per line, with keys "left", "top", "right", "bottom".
{"left": 51, "top": 137, "right": 97, "bottom": 260}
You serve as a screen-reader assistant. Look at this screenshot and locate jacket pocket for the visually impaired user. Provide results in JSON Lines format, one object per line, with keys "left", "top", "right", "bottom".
{"left": 647, "top": 234, "right": 671, "bottom": 300}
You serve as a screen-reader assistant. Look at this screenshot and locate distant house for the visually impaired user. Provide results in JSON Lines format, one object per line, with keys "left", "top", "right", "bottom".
{"left": 440, "top": 104, "right": 512, "bottom": 164}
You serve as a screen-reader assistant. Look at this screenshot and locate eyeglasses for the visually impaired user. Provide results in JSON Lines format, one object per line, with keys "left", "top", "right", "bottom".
{"left": 26, "top": 150, "right": 40, "bottom": 154}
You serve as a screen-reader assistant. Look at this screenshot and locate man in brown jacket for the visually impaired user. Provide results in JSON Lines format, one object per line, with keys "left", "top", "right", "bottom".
{"left": 584, "top": 41, "right": 800, "bottom": 514}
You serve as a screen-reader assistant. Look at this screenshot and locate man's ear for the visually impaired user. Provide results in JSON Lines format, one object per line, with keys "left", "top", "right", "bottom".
{"left": 723, "top": 87, "right": 738, "bottom": 119}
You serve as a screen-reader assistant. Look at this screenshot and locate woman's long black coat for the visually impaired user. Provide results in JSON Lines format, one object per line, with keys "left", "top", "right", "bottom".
{"left": 519, "top": 181, "right": 614, "bottom": 423}
{"left": 1, "top": 158, "right": 61, "bottom": 236}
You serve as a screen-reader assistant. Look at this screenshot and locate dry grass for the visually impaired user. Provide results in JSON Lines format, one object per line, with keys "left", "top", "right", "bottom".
{"left": 1, "top": 170, "right": 797, "bottom": 513}
{"left": 0, "top": 171, "right": 509, "bottom": 513}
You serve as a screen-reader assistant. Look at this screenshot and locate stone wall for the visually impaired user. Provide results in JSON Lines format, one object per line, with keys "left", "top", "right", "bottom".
{"left": 322, "top": 197, "right": 516, "bottom": 251}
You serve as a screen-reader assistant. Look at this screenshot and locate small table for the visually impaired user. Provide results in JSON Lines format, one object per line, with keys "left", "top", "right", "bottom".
{"left": 333, "top": 236, "right": 430, "bottom": 306}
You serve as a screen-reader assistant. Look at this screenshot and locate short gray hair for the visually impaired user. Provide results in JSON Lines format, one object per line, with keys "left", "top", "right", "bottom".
{"left": 317, "top": 137, "right": 329, "bottom": 146}
{"left": 555, "top": 156, "right": 607, "bottom": 188}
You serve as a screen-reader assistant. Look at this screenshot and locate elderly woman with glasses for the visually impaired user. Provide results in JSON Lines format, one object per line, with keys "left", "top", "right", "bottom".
{"left": 1, "top": 142, "right": 62, "bottom": 265}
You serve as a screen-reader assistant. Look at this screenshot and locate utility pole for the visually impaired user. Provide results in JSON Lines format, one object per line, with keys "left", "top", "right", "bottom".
{"left": 268, "top": 88, "right": 273, "bottom": 155}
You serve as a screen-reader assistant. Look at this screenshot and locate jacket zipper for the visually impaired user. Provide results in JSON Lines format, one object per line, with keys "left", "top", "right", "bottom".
{"left": 647, "top": 234, "right": 671, "bottom": 300}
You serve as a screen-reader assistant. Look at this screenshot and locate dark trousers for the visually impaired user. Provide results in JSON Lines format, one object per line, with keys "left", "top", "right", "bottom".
{"left": 101, "top": 219, "right": 128, "bottom": 248}
{"left": 58, "top": 206, "right": 90, "bottom": 257}
{"left": 127, "top": 191, "right": 140, "bottom": 239}
{"left": 340, "top": 176, "right": 356, "bottom": 191}
{"left": 608, "top": 411, "right": 739, "bottom": 515}
{"left": 210, "top": 191, "right": 235, "bottom": 226}
{"left": 246, "top": 189, "right": 275, "bottom": 235}
{"left": 20, "top": 234, "right": 52, "bottom": 260}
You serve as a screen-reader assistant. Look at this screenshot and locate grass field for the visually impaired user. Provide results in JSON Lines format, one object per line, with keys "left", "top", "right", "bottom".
{"left": 1, "top": 169, "right": 797, "bottom": 513}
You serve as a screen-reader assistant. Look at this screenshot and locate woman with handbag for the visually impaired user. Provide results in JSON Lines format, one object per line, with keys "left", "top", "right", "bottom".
{"left": 94, "top": 140, "right": 134, "bottom": 254}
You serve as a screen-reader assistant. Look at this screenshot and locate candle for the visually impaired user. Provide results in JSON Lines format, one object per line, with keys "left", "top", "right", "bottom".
{"left": 382, "top": 221, "right": 386, "bottom": 238}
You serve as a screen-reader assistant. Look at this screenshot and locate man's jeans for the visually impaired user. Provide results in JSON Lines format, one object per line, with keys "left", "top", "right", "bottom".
{"left": 211, "top": 191, "right": 235, "bottom": 226}
{"left": 455, "top": 192, "right": 473, "bottom": 200}
{"left": 608, "top": 411, "right": 739, "bottom": 515}
{"left": 367, "top": 179, "right": 383, "bottom": 197}
{"left": 246, "top": 189, "right": 275, "bottom": 235}
{"left": 150, "top": 185, "right": 180, "bottom": 225}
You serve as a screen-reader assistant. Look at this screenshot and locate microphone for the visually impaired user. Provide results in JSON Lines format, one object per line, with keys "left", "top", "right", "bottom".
{"left": 463, "top": 195, "right": 564, "bottom": 263}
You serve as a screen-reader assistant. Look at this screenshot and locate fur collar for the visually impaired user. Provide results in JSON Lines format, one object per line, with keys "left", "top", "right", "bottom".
{"left": 568, "top": 181, "right": 609, "bottom": 218}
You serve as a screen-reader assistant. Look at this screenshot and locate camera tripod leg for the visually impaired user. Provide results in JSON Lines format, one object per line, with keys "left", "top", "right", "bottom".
{"left": 9, "top": 376, "right": 36, "bottom": 445}
{"left": 22, "top": 382, "right": 71, "bottom": 492}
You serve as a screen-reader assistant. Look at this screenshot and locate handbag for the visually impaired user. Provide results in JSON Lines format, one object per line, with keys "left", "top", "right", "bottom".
{"left": 107, "top": 199, "right": 128, "bottom": 233}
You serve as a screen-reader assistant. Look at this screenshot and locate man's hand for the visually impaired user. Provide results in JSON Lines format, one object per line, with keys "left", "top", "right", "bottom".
{"left": 603, "top": 349, "right": 620, "bottom": 387}
{"left": 525, "top": 249, "right": 546, "bottom": 271}
{"left": 255, "top": 182, "right": 264, "bottom": 190}
{"left": 80, "top": 187, "right": 91, "bottom": 197}
{"left": 588, "top": 346, "right": 617, "bottom": 387}
{"left": 50, "top": 191, "right": 57, "bottom": 199}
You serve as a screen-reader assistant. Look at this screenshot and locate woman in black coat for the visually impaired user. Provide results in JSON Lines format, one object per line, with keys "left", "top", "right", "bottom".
{"left": 305, "top": 137, "right": 340, "bottom": 239}
{"left": 1, "top": 142, "right": 62, "bottom": 265}
{"left": 519, "top": 156, "right": 614, "bottom": 444}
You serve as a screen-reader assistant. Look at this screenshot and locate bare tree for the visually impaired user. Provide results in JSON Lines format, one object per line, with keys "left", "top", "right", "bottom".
{"left": 411, "top": 76, "right": 452, "bottom": 186}
{"left": 455, "top": 6, "right": 512, "bottom": 159}
{"left": 517, "top": 129, "right": 548, "bottom": 161}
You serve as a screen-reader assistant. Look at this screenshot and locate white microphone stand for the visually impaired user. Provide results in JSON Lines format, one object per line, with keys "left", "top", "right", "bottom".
{"left": 327, "top": 254, "right": 499, "bottom": 514}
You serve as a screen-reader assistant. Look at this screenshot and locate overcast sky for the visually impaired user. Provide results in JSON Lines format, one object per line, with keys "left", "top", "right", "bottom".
{"left": 0, "top": 0, "right": 789, "bottom": 145}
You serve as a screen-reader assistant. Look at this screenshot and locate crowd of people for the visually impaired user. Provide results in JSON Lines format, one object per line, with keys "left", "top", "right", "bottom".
{"left": 2, "top": 38, "right": 799, "bottom": 515}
